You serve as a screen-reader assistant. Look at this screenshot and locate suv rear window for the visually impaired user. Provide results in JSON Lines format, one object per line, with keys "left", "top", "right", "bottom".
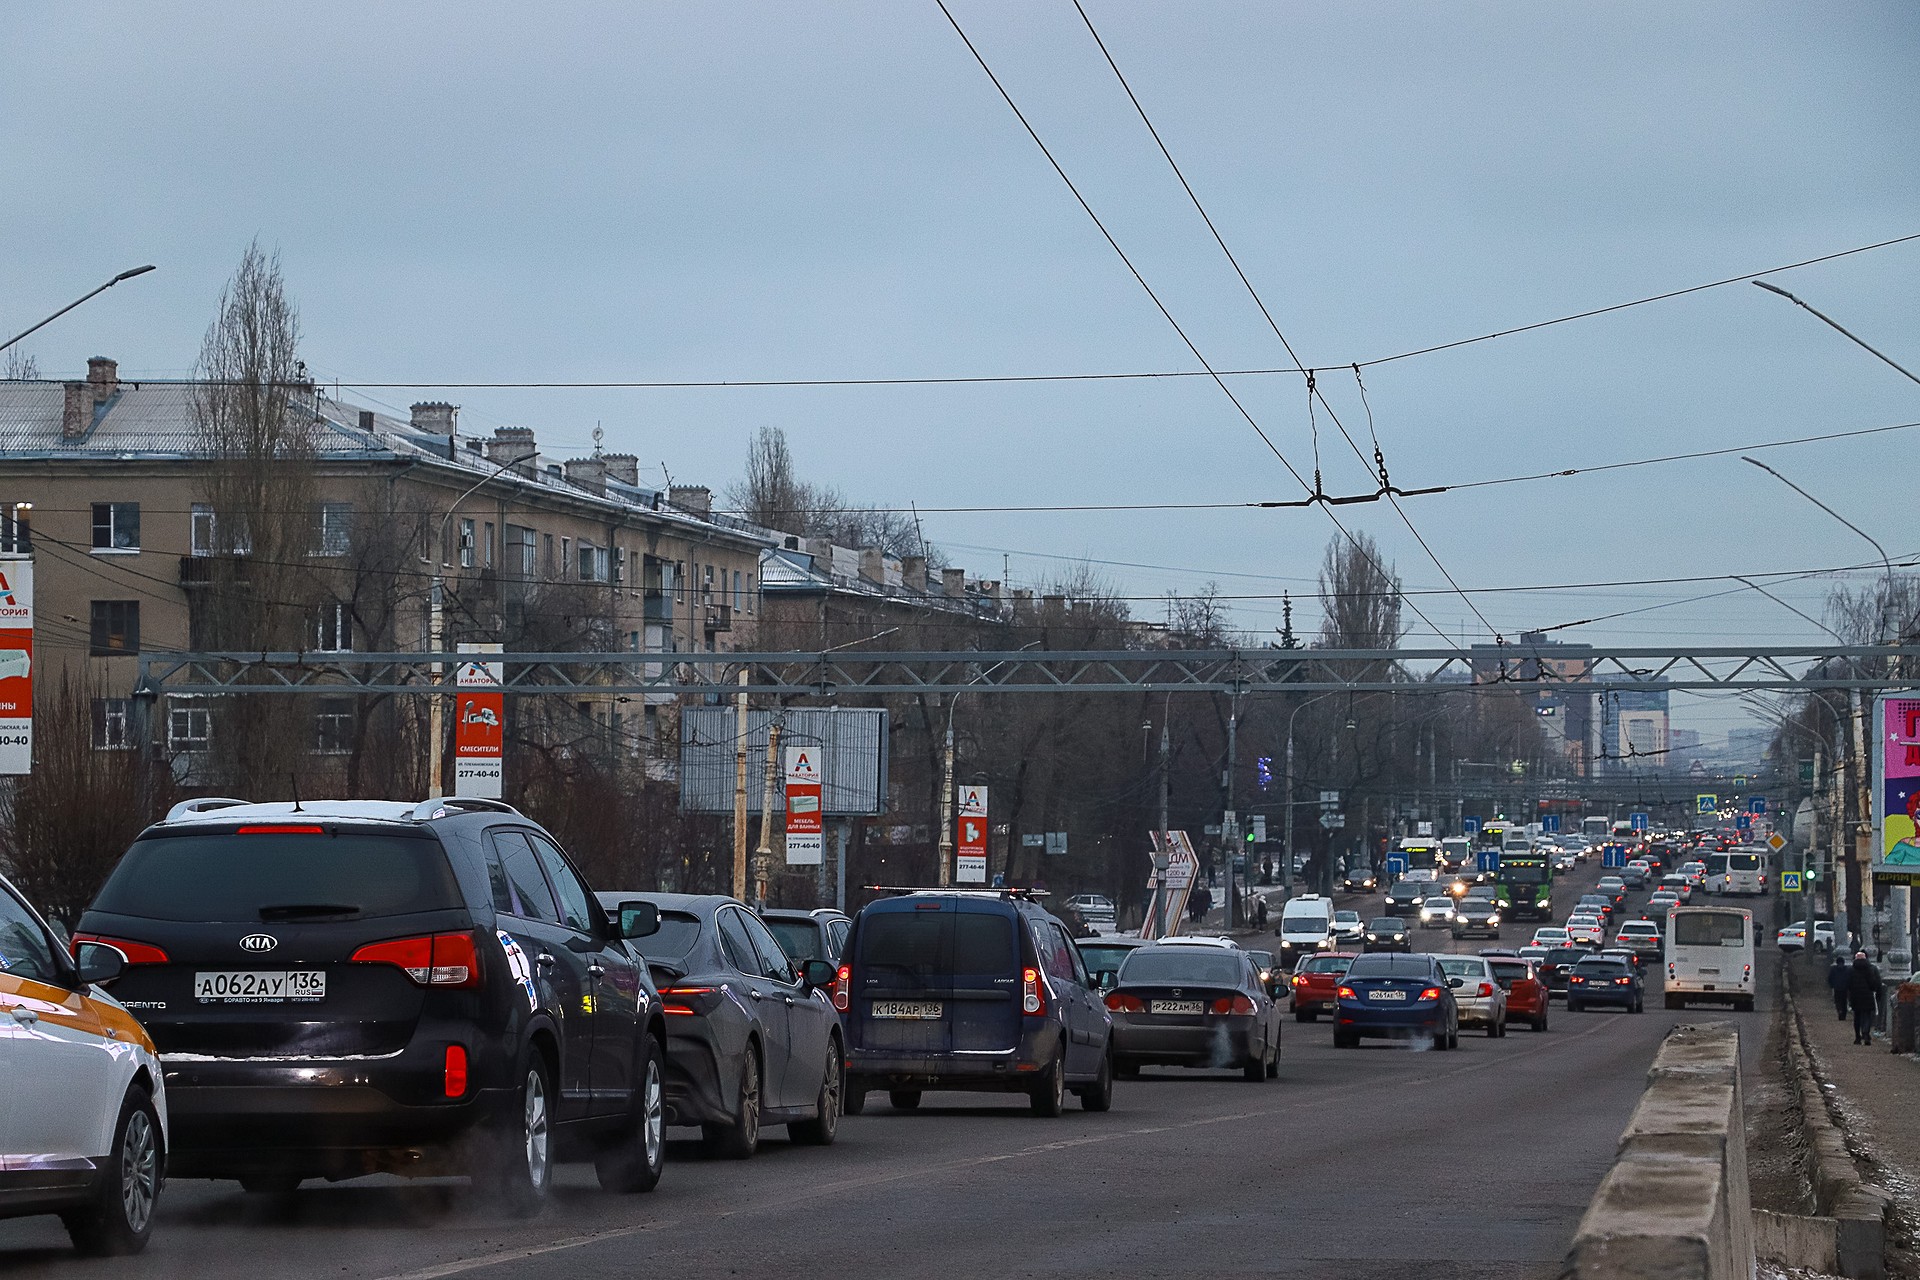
{"left": 763, "top": 919, "right": 825, "bottom": 962}
{"left": 94, "top": 830, "right": 460, "bottom": 922}
{"left": 860, "top": 910, "right": 1014, "bottom": 977}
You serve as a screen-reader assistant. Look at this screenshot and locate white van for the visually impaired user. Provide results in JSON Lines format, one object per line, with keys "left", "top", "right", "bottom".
{"left": 1703, "top": 850, "right": 1767, "bottom": 896}
{"left": 1664, "top": 906, "right": 1755, "bottom": 1011}
{"left": 1275, "top": 894, "right": 1335, "bottom": 970}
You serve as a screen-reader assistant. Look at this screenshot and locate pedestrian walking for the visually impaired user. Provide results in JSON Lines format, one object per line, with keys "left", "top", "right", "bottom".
{"left": 1847, "top": 951, "right": 1883, "bottom": 1045}
{"left": 1828, "top": 951, "right": 1853, "bottom": 1022}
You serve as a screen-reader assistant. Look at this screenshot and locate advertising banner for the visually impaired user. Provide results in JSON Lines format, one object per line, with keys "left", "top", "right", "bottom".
{"left": 1872, "top": 695, "right": 1920, "bottom": 884}
{"left": 956, "top": 785, "right": 989, "bottom": 884}
{"left": 784, "top": 744, "right": 823, "bottom": 866}
{"left": 453, "top": 643, "right": 504, "bottom": 798}
{"left": 1140, "top": 830, "right": 1199, "bottom": 940}
{"left": 0, "top": 558, "right": 31, "bottom": 775}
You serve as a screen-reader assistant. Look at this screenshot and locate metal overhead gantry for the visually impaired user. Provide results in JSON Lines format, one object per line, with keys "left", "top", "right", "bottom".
{"left": 136, "top": 643, "right": 1920, "bottom": 698}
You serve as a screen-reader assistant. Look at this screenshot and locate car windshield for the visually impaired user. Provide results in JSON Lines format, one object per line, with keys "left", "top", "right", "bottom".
{"left": 1345, "top": 955, "right": 1434, "bottom": 979}
{"left": 1367, "top": 918, "right": 1400, "bottom": 931}
{"left": 1119, "top": 949, "right": 1247, "bottom": 987}
{"left": 93, "top": 830, "right": 461, "bottom": 922}
{"left": 763, "top": 919, "right": 824, "bottom": 962}
{"left": 1280, "top": 915, "right": 1327, "bottom": 934}
{"left": 1334, "top": 911, "right": 1360, "bottom": 924}
{"left": 1424, "top": 897, "right": 1452, "bottom": 908}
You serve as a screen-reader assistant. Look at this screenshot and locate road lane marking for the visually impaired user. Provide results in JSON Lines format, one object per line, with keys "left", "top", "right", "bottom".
{"left": 380, "top": 1221, "right": 682, "bottom": 1280}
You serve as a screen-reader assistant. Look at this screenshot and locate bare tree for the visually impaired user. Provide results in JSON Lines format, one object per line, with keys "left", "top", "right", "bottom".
{"left": 725, "top": 424, "right": 934, "bottom": 559}
{"left": 2, "top": 349, "right": 38, "bottom": 380}
{"left": 1164, "top": 582, "right": 1233, "bottom": 646}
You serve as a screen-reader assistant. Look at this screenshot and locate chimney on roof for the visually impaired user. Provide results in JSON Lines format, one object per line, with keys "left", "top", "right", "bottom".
{"left": 1012, "top": 587, "right": 1033, "bottom": 616}
{"left": 61, "top": 383, "right": 90, "bottom": 439}
{"left": 668, "top": 485, "right": 712, "bottom": 516}
{"left": 410, "top": 401, "right": 458, "bottom": 436}
{"left": 488, "top": 426, "right": 538, "bottom": 476}
{"left": 859, "top": 547, "right": 885, "bottom": 584}
{"left": 357, "top": 409, "right": 375, "bottom": 432}
{"left": 902, "top": 555, "right": 928, "bottom": 592}
{"left": 941, "top": 567, "right": 965, "bottom": 598}
{"left": 563, "top": 457, "right": 607, "bottom": 495}
{"left": 86, "top": 356, "right": 118, "bottom": 403}
{"left": 602, "top": 453, "right": 639, "bottom": 486}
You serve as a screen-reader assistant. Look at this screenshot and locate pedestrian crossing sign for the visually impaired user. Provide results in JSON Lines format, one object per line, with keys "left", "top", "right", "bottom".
{"left": 1781, "top": 871, "right": 1803, "bottom": 893}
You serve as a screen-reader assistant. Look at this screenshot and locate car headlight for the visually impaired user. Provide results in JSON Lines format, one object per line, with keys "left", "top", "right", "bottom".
{"left": 1487, "top": 914, "right": 1500, "bottom": 926}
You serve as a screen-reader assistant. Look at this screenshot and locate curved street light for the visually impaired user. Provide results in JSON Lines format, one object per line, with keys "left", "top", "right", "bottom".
{"left": 1, "top": 265, "right": 157, "bottom": 356}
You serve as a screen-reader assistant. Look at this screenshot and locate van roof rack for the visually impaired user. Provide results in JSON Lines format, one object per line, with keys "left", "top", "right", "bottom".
{"left": 162, "top": 797, "right": 251, "bottom": 822}
{"left": 408, "top": 797, "right": 522, "bottom": 822}
{"left": 863, "top": 885, "right": 1051, "bottom": 900}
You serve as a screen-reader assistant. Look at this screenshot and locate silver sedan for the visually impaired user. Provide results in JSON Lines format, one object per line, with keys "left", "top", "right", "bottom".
{"left": 1436, "top": 955, "right": 1508, "bottom": 1036}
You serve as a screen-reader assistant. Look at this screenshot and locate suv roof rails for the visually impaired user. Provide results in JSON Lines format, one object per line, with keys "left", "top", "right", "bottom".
{"left": 408, "top": 797, "right": 523, "bottom": 822}
{"left": 864, "top": 885, "right": 1051, "bottom": 900}
{"left": 163, "top": 797, "right": 251, "bottom": 823}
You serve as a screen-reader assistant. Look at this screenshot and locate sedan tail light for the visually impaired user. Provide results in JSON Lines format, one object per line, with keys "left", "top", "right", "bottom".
{"left": 1336, "top": 985, "right": 1356, "bottom": 1000}
{"left": 1615, "top": 977, "right": 1632, "bottom": 985}
{"left": 1476, "top": 983, "right": 1494, "bottom": 998}
{"left": 661, "top": 985, "right": 722, "bottom": 1015}
{"left": 1418, "top": 987, "right": 1442, "bottom": 1001}
{"left": 1105, "top": 992, "right": 1144, "bottom": 1012}
{"left": 1210, "top": 995, "right": 1257, "bottom": 1015}
{"left": 351, "top": 932, "right": 480, "bottom": 987}
{"left": 71, "top": 933, "right": 170, "bottom": 965}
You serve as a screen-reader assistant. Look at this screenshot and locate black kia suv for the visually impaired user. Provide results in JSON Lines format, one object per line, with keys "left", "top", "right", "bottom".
{"left": 75, "top": 797, "right": 668, "bottom": 1210}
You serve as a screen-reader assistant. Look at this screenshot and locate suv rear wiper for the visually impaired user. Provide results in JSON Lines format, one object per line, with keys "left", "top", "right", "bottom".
{"left": 258, "top": 903, "right": 362, "bottom": 920}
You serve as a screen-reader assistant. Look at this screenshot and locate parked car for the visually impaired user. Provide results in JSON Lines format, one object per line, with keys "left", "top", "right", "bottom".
{"left": 76, "top": 798, "right": 668, "bottom": 1209}
{"left": 1332, "top": 953, "right": 1460, "bottom": 1050}
{"left": 1481, "top": 952, "right": 1550, "bottom": 1032}
{"left": 1451, "top": 897, "right": 1501, "bottom": 940}
{"left": 1106, "top": 944, "right": 1281, "bottom": 1081}
{"left": 1566, "top": 956, "right": 1644, "bottom": 1013}
{"left": 839, "top": 891, "right": 1115, "bottom": 1115}
{"left": 1776, "top": 924, "right": 1808, "bottom": 952}
{"left": 1362, "top": 917, "right": 1411, "bottom": 953}
{"left": 1435, "top": 955, "right": 1508, "bottom": 1036}
{"left": 603, "top": 891, "right": 842, "bottom": 1156}
{"left": 1287, "top": 951, "right": 1357, "bottom": 1021}
{"left": 2, "top": 872, "right": 169, "bottom": 1254}
{"left": 759, "top": 907, "right": 852, "bottom": 968}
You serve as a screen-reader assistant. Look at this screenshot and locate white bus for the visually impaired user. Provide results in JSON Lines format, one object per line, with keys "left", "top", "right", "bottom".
{"left": 1581, "top": 816, "right": 1611, "bottom": 841}
{"left": 1664, "top": 906, "right": 1755, "bottom": 1011}
{"left": 1702, "top": 850, "right": 1767, "bottom": 896}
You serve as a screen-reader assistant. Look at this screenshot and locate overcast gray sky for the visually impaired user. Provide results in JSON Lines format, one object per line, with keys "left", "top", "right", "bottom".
{"left": 5, "top": 2, "right": 1916, "bottom": 739}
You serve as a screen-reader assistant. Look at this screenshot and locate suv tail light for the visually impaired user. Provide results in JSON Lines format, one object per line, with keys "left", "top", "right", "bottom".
{"left": 1210, "top": 995, "right": 1256, "bottom": 1015}
{"left": 350, "top": 932, "right": 480, "bottom": 987}
{"left": 71, "top": 933, "right": 169, "bottom": 966}
{"left": 1021, "top": 967, "right": 1046, "bottom": 1016}
{"left": 1105, "top": 992, "right": 1143, "bottom": 1012}
{"left": 832, "top": 964, "right": 850, "bottom": 1013}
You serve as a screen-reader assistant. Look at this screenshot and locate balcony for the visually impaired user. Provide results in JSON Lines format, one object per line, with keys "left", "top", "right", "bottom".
{"left": 643, "top": 590, "right": 673, "bottom": 623}
{"left": 703, "top": 603, "right": 732, "bottom": 635}
{"left": 179, "top": 554, "right": 249, "bottom": 588}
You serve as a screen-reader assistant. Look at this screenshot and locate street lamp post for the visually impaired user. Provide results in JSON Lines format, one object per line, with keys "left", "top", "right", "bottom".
{"left": 426, "top": 451, "right": 537, "bottom": 799}
{"left": 938, "top": 641, "right": 1042, "bottom": 887}
{"left": 1282, "top": 690, "right": 1345, "bottom": 905}
{"left": 0, "top": 265, "right": 156, "bottom": 356}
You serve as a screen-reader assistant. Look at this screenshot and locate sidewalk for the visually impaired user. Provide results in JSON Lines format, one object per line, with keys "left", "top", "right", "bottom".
{"left": 1788, "top": 949, "right": 1920, "bottom": 1273}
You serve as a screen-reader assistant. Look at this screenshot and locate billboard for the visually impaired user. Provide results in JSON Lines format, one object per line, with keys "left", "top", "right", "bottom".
{"left": 784, "top": 745, "right": 823, "bottom": 866}
{"left": 680, "top": 708, "right": 887, "bottom": 815}
{"left": 1872, "top": 695, "right": 1920, "bottom": 883}
{"left": 956, "top": 785, "right": 988, "bottom": 884}
{"left": 453, "top": 643, "right": 503, "bottom": 798}
{"left": 0, "top": 558, "right": 31, "bottom": 774}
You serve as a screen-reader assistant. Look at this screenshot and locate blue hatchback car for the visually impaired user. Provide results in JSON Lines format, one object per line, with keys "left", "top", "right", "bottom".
{"left": 838, "top": 891, "right": 1115, "bottom": 1116}
{"left": 1332, "top": 953, "right": 1460, "bottom": 1050}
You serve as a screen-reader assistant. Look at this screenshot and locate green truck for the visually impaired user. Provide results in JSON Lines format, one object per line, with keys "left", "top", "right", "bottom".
{"left": 1494, "top": 852, "right": 1553, "bottom": 921}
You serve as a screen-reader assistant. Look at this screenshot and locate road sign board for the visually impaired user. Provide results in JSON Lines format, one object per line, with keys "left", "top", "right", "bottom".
{"left": 1319, "top": 813, "right": 1345, "bottom": 829}
{"left": 1630, "top": 812, "right": 1649, "bottom": 831}
{"left": 1385, "top": 855, "right": 1408, "bottom": 879}
{"left": 1736, "top": 814, "right": 1751, "bottom": 831}
{"left": 1542, "top": 815, "right": 1561, "bottom": 833}
{"left": 1603, "top": 846, "right": 1629, "bottom": 868}
{"left": 1696, "top": 794, "right": 1718, "bottom": 815}
{"left": 1251, "top": 814, "right": 1267, "bottom": 843}
{"left": 1462, "top": 816, "right": 1482, "bottom": 836}
{"left": 1768, "top": 832, "right": 1787, "bottom": 852}
{"left": 1478, "top": 849, "right": 1500, "bottom": 873}
{"left": 1781, "top": 871, "right": 1803, "bottom": 893}
{"left": 1748, "top": 797, "right": 1767, "bottom": 815}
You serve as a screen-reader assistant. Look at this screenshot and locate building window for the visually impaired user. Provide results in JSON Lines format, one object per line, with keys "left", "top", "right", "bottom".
{"left": 91, "top": 502, "right": 140, "bottom": 552}
{"left": 89, "top": 600, "right": 140, "bottom": 655}
{"left": 745, "top": 572, "right": 754, "bottom": 614}
{"left": 504, "top": 525, "right": 535, "bottom": 578}
{"left": 0, "top": 504, "right": 29, "bottom": 554}
{"left": 313, "top": 502, "right": 353, "bottom": 557}
{"left": 459, "top": 518, "right": 476, "bottom": 569}
{"left": 313, "top": 698, "right": 354, "bottom": 754}
{"left": 732, "top": 570, "right": 742, "bottom": 613}
{"left": 168, "top": 698, "right": 211, "bottom": 753}
{"left": 578, "top": 543, "right": 609, "bottom": 582}
{"left": 91, "top": 698, "right": 133, "bottom": 750}
{"left": 313, "top": 600, "right": 352, "bottom": 652}
{"left": 543, "top": 533, "right": 555, "bottom": 578}
{"left": 483, "top": 521, "right": 496, "bottom": 569}
{"left": 191, "top": 503, "right": 216, "bottom": 556}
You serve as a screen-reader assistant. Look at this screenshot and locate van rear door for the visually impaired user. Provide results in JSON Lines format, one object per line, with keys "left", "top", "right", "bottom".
{"left": 853, "top": 899, "right": 1020, "bottom": 1055}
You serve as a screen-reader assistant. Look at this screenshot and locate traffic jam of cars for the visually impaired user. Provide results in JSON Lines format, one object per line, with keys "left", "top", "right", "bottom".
{"left": 1, "top": 799, "right": 1761, "bottom": 1256}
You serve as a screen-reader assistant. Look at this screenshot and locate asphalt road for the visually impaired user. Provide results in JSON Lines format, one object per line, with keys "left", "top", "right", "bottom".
{"left": 3, "top": 857, "right": 1775, "bottom": 1280}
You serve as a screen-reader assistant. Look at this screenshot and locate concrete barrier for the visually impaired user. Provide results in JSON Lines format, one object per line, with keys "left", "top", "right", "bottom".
{"left": 1559, "top": 1023, "right": 1752, "bottom": 1280}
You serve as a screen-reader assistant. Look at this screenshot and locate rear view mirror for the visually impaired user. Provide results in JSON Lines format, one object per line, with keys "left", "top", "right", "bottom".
{"left": 1093, "top": 970, "right": 1118, "bottom": 993}
{"left": 799, "top": 958, "right": 836, "bottom": 990}
{"left": 76, "top": 942, "right": 125, "bottom": 987}
{"left": 1447, "top": 976, "right": 1464, "bottom": 989}
{"left": 615, "top": 900, "right": 660, "bottom": 940}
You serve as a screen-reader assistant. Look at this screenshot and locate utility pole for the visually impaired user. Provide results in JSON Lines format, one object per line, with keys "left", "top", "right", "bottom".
{"left": 1282, "top": 720, "right": 1295, "bottom": 902}
{"left": 1225, "top": 699, "right": 1239, "bottom": 929}
{"left": 754, "top": 720, "right": 780, "bottom": 908}
{"left": 1158, "top": 721, "right": 1170, "bottom": 844}
{"left": 938, "top": 700, "right": 955, "bottom": 888}
{"left": 732, "top": 669, "right": 749, "bottom": 901}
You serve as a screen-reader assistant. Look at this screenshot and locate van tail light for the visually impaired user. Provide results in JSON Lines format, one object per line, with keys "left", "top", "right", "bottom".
{"left": 1418, "top": 987, "right": 1443, "bottom": 1001}
{"left": 832, "top": 964, "right": 851, "bottom": 1013}
{"left": 1021, "top": 967, "right": 1046, "bottom": 1016}
{"left": 1105, "top": 992, "right": 1143, "bottom": 1012}
{"left": 350, "top": 932, "right": 481, "bottom": 987}
{"left": 1336, "top": 986, "right": 1356, "bottom": 1000}
{"left": 443, "top": 1045, "right": 469, "bottom": 1098}
{"left": 1667, "top": 962, "right": 1676, "bottom": 980}
{"left": 1476, "top": 983, "right": 1494, "bottom": 998}
{"left": 71, "top": 933, "right": 169, "bottom": 965}
{"left": 660, "top": 986, "right": 721, "bottom": 1016}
